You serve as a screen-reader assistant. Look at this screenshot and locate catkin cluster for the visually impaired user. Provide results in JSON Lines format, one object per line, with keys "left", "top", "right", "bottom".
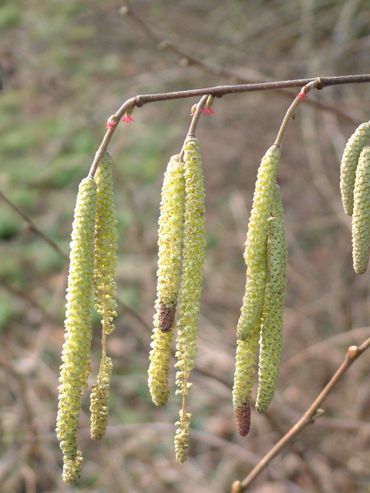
{"left": 232, "top": 146, "right": 287, "bottom": 436}
{"left": 148, "top": 137, "right": 206, "bottom": 463}
{"left": 340, "top": 124, "right": 370, "bottom": 274}
{"left": 56, "top": 153, "right": 117, "bottom": 482}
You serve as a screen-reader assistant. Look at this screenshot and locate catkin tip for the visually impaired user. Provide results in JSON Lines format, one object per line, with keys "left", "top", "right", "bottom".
{"left": 234, "top": 403, "right": 251, "bottom": 437}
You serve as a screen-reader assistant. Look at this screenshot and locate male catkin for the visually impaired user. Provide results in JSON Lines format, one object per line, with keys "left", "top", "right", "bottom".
{"left": 232, "top": 145, "right": 280, "bottom": 435}
{"left": 255, "top": 185, "right": 287, "bottom": 414}
{"left": 175, "top": 138, "right": 206, "bottom": 461}
{"left": 94, "top": 153, "right": 118, "bottom": 335}
{"left": 340, "top": 121, "right": 370, "bottom": 216}
{"left": 90, "top": 357, "right": 113, "bottom": 440}
{"left": 236, "top": 145, "right": 280, "bottom": 341}
{"left": 56, "top": 177, "right": 97, "bottom": 482}
{"left": 174, "top": 410, "right": 191, "bottom": 463}
{"left": 352, "top": 146, "right": 370, "bottom": 274}
{"left": 148, "top": 155, "right": 185, "bottom": 406}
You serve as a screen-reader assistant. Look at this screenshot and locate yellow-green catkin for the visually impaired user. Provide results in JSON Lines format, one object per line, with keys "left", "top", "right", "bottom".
{"left": 155, "top": 154, "right": 185, "bottom": 332}
{"left": 236, "top": 145, "right": 280, "bottom": 341}
{"left": 232, "top": 145, "right": 280, "bottom": 436}
{"left": 340, "top": 121, "right": 370, "bottom": 216}
{"left": 56, "top": 177, "right": 97, "bottom": 482}
{"left": 148, "top": 155, "right": 185, "bottom": 406}
{"left": 175, "top": 138, "right": 206, "bottom": 461}
{"left": 256, "top": 186, "right": 287, "bottom": 414}
{"left": 90, "top": 357, "right": 113, "bottom": 440}
{"left": 94, "top": 152, "right": 118, "bottom": 335}
{"left": 174, "top": 410, "right": 191, "bottom": 463}
{"left": 352, "top": 146, "right": 370, "bottom": 274}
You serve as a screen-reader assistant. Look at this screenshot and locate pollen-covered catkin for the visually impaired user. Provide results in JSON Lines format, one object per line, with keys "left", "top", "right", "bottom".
{"left": 94, "top": 152, "right": 118, "bottom": 335}
{"left": 352, "top": 146, "right": 370, "bottom": 274}
{"left": 174, "top": 410, "right": 191, "bottom": 463}
{"left": 237, "top": 145, "right": 280, "bottom": 341}
{"left": 56, "top": 177, "right": 97, "bottom": 482}
{"left": 148, "top": 314, "right": 173, "bottom": 406}
{"left": 148, "top": 155, "right": 185, "bottom": 406}
{"left": 232, "top": 336, "right": 259, "bottom": 436}
{"left": 175, "top": 137, "right": 206, "bottom": 461}
{"left": 340, "top": 121, "right": 370, "bottom": 216}
{"left": 155, "top": 154, "right": 185, "bottom": 331}
{"left": 256, "top": 185, "right": 287, "bottom": 414}
{"left": 90, "top": 357, "right": 113, "bottom": 440}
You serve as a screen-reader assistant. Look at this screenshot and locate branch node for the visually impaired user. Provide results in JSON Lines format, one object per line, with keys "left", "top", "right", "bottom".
{"left": 347, "top": 345, "right": 359, "bottom": 360}
{"left": 231, "top": 480, "right": 243, "bottom": 493}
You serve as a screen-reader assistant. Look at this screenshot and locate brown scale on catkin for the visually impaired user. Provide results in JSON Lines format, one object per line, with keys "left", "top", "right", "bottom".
{"left": 340, "top": 121, "right": 370, "bottom": 216}
{"left": 148, "top": 155, "right": 185, "bottom": 406}
{"left": 352, "top": 146, "right": 370, "bottom": 274}
{"left": 256, "top": 185, "right": 287, "bottom": 414}
{"left": 232, "top": 145, "right": 280, "bottom": 436}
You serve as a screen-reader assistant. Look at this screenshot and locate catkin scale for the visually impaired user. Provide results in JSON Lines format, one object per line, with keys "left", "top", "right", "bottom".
{"left": 148, "top": 155, "right": 185, "bottom": 406}
{"left": 56, "top": 177, "right": 97, "bottom": 482}
{"left": 340, "top": 121, "right": 370, "bottom": 216}
{"left": 174, "top": 138, "right": 206, "bottom": 462}
{"left": 255, "top": 186, "right": 287, "bottom": 414}
{"left": 237, "top": 145, "right": 280, "bottom": 341}
{"left": 352, "top": 146, "right": 370, "bottom": 274}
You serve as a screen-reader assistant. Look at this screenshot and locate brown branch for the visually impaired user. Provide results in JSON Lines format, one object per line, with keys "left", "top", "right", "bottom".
{"left": 120, "top": 1, "right": 359, "bottom": 125}
{"left": 0, "top": 188, "right": 67, "bottom": 259}
{"left": 87, "top": 74, "right": 370, "bottom": 178}
{"left": 231, "top": 336, "right": 370, "bottom": 492}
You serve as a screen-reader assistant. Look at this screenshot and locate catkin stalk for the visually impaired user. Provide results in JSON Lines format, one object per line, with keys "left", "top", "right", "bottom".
{"left": 256, "top": 185, "right": 287, "bottom": 413}
{"left": 174, "top": 138, "right": 206, "bottom": 462}
{"left": 352, "top": 146, "right": 370, "bottom": 274}
{"left": 56, "top": 177, "right": 97, "bottom": 482}
{"left": 340, "top": 121, "right": 370, "bottom": 216}
{"left": 148, "top": 155, "right": 185, "bottom": 406}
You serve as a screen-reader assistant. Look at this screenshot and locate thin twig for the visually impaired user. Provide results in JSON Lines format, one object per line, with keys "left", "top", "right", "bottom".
{"left": 121, "top": 1, "right": 359, "bottom": 124}
{"left": 231, "top": 336, "right": 370, "bottom": 492}
{"left": 274, "top": 79, "right": 322, "bottom": 146}
{"left": 86, "top": 74, "right": 370, "bottom": 179}
{"left": 0, "top": 189, "right": 67, "bottom": 259}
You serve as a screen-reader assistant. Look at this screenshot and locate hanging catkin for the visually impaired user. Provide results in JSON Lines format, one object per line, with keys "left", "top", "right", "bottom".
{"left": 90, "top": 357, "right": 113, "bottom": 440}
{"left": 56, "top": 177, "right": 97, "bottom": 482}
{"left": 352, "top": 145, "right": 370, "bottom": 274}
{"left": 255, "top": 185, "right": 287, "bottom": 414}
{"left": 148, "top": 155, "right": 185, "bottom": 406}
{"left": 340, "top": 121, "right": 370, "bottom": 216}
{"left": 236, "top": 145, "right": 280, "bottom": 341}
{"left": 90, "top": 153, "right": 118, "bottom": 440}
{"left": 94, "top": 152, "right": 118, "bottom": 335}
{"left": 175, "top": 138, "right": 206, "bottom": 462}
{"left": 232, "top": 145, "right": 280, "bottom": 436}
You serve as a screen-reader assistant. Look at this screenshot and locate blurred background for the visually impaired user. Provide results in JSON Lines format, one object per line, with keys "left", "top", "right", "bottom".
{"left": 0, "top": 1, "right": 370, "bottom": 492}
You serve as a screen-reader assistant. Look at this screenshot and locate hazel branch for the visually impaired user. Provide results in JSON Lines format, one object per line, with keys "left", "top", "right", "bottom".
{"left": 231, "top": 336, "right": 370, "bottom": 492}
{"left": 86, "top": 74, "right": 370, "bottom": 179}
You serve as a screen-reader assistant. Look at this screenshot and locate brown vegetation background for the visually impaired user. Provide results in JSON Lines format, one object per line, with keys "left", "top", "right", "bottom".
{"left": 0, "top": 1, "right": 369, "bottom": 492}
